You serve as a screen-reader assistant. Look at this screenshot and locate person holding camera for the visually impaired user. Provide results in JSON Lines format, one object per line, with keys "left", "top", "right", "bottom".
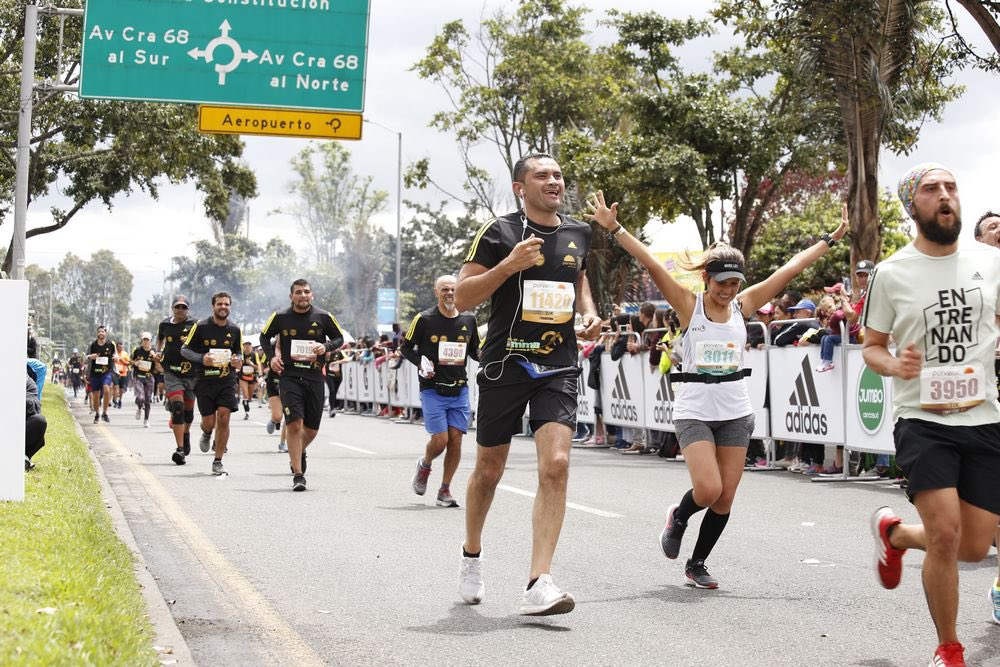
{"left": 401, "top": 275, "right": 481, "bottom": 508}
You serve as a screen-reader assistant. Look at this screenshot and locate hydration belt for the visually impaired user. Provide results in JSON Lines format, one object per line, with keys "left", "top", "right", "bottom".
{"left": 669, "top": 368, "right": 752, "bottom": 384}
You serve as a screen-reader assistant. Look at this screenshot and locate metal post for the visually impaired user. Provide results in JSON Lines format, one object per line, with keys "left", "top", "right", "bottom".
{"left": 395, "top": 131, "right": 402, "bottom": 323}
{"left": 12, "top": 3, "right": 39, "bottom": 280}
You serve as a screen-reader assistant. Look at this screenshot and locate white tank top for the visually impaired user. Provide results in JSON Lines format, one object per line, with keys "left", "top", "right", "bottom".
{"left": 673, "top": 293, "right": 753, "bottom": 422}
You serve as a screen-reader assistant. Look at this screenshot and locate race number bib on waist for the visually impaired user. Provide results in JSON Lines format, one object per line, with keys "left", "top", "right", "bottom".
{"left": 438, "top": 341, "right": 467, "bottom": 366}
{"left": 209, "top": 348, "right": 232, "bottom": 367}
{"left": 521, "top": 280, "right": 574, "bottom": 324}
{"left": 95, "top": 356, "right": 109, "bottom": 366}
{"left": 136, "top": 360, "right": 152, "bottom": 372}
{"left": 290, "top": 339, "right": 315, "bottom": 360}
{"left": 72, "top": 368, "right": 80, "bottom": 374}
{"left": 919, "top": 363, "right": 986, "bottom": 414}
{"left": 694, "top": 341, "right": 740, "bottom": 376}
{"left": 241, "top": 365, "right": 254, "bottom": 375}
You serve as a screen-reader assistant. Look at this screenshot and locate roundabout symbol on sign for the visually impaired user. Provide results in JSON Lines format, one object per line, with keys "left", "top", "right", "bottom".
{"left": 187, "top": 20, "right": 259, "bottom": 85}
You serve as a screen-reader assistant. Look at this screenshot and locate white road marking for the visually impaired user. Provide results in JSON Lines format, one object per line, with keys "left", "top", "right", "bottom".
{"left": 496, "top": 484, "right": 623, "bottom": 518}
{"left": 329, "top": 441, "right": 376, "bottom": 455}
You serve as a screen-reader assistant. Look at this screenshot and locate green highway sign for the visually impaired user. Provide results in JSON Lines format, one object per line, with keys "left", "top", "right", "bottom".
{"left": 80, "top": 0, "right": 370, "bottom": 113}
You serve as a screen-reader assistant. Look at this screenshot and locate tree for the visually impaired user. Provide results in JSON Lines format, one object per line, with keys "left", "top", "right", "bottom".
{"left": 399, "top": 200, "right": 482, "bottom": 320}
{"left": 948, "top": 0, "right": 1000, "bottom": 69}
{"left": 0, "top": 2, "right": 257, "bottom": 274}
{"left": 737, "top": 0, "right": 962, "bottom": 267}
{"left": 410, "top": 0, "right": 632, "bottom": 214}
{"left": 748, "top": 188, "right": 912, "bottom": 290}
{"left": 279, "top": 142, "right": 389, "bottom": 336}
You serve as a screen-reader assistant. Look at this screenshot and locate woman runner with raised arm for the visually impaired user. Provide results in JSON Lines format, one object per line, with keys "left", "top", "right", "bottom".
{"left": 586, "top": 191, "right": 847, "bottom": 589}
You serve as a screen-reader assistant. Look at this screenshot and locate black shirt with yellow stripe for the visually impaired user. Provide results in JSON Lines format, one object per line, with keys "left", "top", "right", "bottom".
{"left": 464, "top": 211, "right": 591, "bottom": 368}
{"left": 157, "top": 316, "right": 197, "bottom": 377}
{"left": 181, "top": 318, "right": 243, "bottom": 382}
{"left": 258, "top": 305, "right": 345, "bottom": 381}
{"left": 400, "top": 306, "right": 481, "bottom": 391}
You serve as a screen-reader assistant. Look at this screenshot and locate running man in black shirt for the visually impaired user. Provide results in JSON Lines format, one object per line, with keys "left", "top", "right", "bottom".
{"left": 455, "top": 153, "right": 601, "bottom": 615}
{"left": 131, "top": 332, "right": 156, "bottom": 428}
{"left": 400, "top": 275, "right": 481, "bottom": 508}
{"left": 181, "top": 292, "right": 243, "bottom": 476}
{"left": 68, "top": 349, "right": 83, "bottom": 398}
{"left": 87, "top": 325, "right": 117, "bottom": 424}
{"left": 158, "top": 295, "right": 198, "bottom": 465}
{"left": 260, "top": 279, "right": 345, "bottom": 492}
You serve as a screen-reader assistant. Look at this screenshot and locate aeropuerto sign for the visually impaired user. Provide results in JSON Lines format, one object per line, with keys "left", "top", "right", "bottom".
{"left": 80, "top": 0, "right": 370, "bottom": 113}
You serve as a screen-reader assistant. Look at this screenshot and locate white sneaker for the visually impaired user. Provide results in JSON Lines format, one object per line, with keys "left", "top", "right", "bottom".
{"left": 143, "top": 420, "right": 149, "bottom": 428}
{"left": 518, "top": 573, "right": 575, "bottom": 616}
{"left": 459, "top": 554, "right": 485, "bottom": 604}
{"left": 815, "top": 361, "right": 834, "bottom": 373}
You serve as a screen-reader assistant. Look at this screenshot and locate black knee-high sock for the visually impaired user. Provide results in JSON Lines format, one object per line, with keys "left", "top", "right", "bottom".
{"left": 673, "top": 488, "right": 706, "bottom": 525}
{"left": 691, "top": 510, "right": 730, "bottom": 561}
{"left": 243, "top": 400, "right": 250, "bottom": 413}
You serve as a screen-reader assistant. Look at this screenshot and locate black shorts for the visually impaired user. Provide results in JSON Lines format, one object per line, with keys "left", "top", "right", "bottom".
{"left": 265, "top": 373, "right": 280, "bottom": 399}
{"left": 475, "top": 363, "right": 578, "bottom": 447}
{"left": 893, "top": 418, "right": 1000, "bottom": 514}
{"left": 278, "top": 375, "right": 325, "bottom": 430}
{"left": 195, "top": 379, "right": 239, "bottom": 415}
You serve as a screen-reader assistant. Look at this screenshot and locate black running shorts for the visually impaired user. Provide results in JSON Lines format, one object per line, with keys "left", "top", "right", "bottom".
{"left": 279, "top": 375, "right": 325, "bottom": 430}
{"left": 893, "top": 418, "right": 1000, "bottom": 514}
{"left": 265, "top": 372, "right": 280, "bottom": 399}
{"left": 195, "top": 379, "right": 239, "bottom": 415}
{"left": 475, "top": 363, "right": 578, "bottom": 447}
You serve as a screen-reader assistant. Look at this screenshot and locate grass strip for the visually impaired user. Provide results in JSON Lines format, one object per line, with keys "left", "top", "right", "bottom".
{"left": 0, "top": 390, "right": 156, "bottom": 666}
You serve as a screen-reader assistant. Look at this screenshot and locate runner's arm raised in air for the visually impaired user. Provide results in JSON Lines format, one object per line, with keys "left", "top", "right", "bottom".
{"left": 737, "top": 206, "right": 848, "bottom": 317}
{"left": 585, "top": 191, "right": 697, "bottom": 326}
{"left": 575, "top": 272, "right": 601, "bottom": 341}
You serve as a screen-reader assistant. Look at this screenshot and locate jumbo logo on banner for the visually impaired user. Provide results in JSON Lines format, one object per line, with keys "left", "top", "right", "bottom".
{"left": 856, "top": 366, "right": 886, "bottom": 434}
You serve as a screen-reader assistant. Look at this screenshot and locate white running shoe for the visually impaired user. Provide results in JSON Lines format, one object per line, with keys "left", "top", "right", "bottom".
{"left": 518, "top": 574, "right": 575, "bottom": 616}
{"left": 143, "top": 419, "right": 149, "bottom": 428}
{"left": 459, "top": 554, "right": 485, "bottom": 604}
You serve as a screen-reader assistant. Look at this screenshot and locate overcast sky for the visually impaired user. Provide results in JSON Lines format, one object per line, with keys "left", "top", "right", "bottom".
{"left": 12, "top": 0, "right": 1000, "bottom": 313}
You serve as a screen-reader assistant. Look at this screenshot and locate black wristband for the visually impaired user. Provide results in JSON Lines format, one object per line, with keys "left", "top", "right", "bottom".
{"left": 605, "top": 224, "right": 624, "bottom": 240}
{"left": 821, "top": 233, "right": 836, "bottom": 248}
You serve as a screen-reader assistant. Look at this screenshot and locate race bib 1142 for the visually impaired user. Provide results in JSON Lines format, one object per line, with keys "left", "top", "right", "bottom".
{"left": 521, "top": 280, "right": 574, "bottom": 324}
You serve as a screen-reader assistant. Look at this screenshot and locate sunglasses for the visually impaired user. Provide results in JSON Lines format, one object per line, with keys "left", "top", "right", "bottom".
{"left": 173, "top": 304, "right": 189, "bottom": 309}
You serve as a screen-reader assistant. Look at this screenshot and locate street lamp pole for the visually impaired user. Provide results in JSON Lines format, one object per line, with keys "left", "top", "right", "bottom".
{"left": 364, "top": 119, "right": 402, "bottom": 323}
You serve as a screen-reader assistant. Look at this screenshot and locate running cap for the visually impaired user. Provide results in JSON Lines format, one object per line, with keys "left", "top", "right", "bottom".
{"left": 787, "top": 299, "right": 816, "bottom": 313}
{"left": 172, "top": 295, "right": 190, "bottom": 307}
{"left": 72, "top": 348, "right": 78, "bottom": 353}
{"left": 705, "top": 259, "right": 745, "bottom": 283}
{"left": 897, "top": 163, "right": 952, "bottom": 216}
{"left": 756, "top": 302, "right": 774, "bottom": 315}
{"left": 854, "top": 260, "right": 875, "bottom": 274}
{"left": 141, "top": 331, "right": 152, "bottom": 340}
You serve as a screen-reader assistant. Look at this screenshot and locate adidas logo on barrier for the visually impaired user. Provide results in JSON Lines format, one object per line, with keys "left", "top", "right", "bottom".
{"left": 785, "top": 356, "right": 828, "bottom": 435}
{"left": 652, "top": 373, "right": 674, "bottom": 424}
{"left": 609, "top": 362, "right": 638, "bottom": 421}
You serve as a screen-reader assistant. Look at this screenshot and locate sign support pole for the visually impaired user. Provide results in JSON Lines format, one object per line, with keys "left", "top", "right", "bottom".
{"left": 11, "top": 2, "right": 38, "bottom": 280}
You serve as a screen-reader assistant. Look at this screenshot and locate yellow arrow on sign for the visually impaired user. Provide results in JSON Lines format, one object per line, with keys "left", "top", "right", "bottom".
{"left": 198, "top": 106, "right": 363, "bottom": 140}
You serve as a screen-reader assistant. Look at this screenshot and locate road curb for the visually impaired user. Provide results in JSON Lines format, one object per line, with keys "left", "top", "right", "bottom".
{"left": 70, "top": 407, "right": 196, "bottom": 666}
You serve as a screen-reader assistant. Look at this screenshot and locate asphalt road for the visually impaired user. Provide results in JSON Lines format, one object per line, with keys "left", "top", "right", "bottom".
{"left": 73, "top": 392, "right": 1000, "bottom": 666}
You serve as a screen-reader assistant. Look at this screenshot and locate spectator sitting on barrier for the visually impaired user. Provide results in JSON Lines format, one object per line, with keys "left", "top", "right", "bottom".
{"left": 25, "top": 370, "right": 47, "bottom": 471}
{"left": 815, "top": 282, "right": 861, "bottom": 373}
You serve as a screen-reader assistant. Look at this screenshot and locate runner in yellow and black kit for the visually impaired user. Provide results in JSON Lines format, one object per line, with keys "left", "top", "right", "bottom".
{"left": 238, "top": 340, "right": 261, "bottom": 420}
{"left": 158, "top": 295, "right": 198, "bottom": 465}
{"left": 181, "top": 291, "right": 243, "bottom": 476}
{"left": 400, "top": 275, "right": 480, "bottom": 508}
{"left": 259, "top": 278, "right": 344, "bottom": 492}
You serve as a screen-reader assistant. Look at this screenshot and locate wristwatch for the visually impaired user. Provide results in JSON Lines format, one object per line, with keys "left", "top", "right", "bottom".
{"left": 821, "top": 233, "right": 836, "bottom": 247}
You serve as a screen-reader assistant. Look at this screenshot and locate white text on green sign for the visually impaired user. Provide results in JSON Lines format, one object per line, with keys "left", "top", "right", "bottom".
{"left": 80, "top": 0, "right": 370, "bottom": 113}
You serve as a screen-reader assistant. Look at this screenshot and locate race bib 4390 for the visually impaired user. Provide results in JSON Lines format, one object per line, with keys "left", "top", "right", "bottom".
{"left": 438, "top": 341, "right": 467, "bottom": 366}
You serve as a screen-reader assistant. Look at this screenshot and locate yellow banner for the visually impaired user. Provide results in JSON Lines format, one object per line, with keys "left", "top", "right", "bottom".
{"left": 652, "top": 251, "right": 704, "bottom": 294}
